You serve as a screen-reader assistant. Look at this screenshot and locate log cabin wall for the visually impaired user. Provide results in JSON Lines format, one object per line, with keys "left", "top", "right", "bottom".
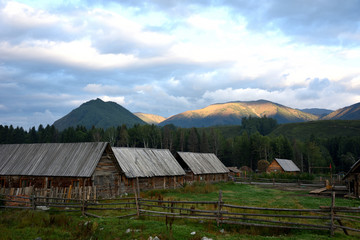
{"left": 183, "top": 172, "right": 228, "bottom": 184}
{"left": 266, "top": 161, "right": 283, "bottom": 173}
{"left": 117, "top": 176, "right": 185, "bottom": 193}
{"left": 91, "top": 147, "right": 123, "bottom": 197}
{"left": 346, "top": 174, "right": 360, "bottom": 198}
{"left": 0, "top": 176, "right": 91, "bottom": 188}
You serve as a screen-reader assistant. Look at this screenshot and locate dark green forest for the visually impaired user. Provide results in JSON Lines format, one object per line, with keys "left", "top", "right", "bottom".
{"left": 1, "top": 117, "right": 359, "bottom": 173}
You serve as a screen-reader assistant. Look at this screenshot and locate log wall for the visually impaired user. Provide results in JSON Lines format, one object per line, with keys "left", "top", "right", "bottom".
{"left": 184, "top": 172, "right": 228, "bottom": 183}
{"left": 266, "top": 161, "right": 283, "bottom": 173}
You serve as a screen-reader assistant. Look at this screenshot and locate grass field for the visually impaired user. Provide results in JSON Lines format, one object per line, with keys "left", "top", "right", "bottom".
{"left": 1, "top": 182, "right": 360, "bottom": 240}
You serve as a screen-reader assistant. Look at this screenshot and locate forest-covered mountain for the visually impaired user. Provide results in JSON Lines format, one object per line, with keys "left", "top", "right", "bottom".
{"left": 134, "top": 112, "right": 166, "bottom": 125}
{"left": 53, "top": 98, "right": 146, "bottom": 131}
{"left": 322, "top": 102, "right": 360, "bottom": 120}
{"left": 269, "top": 120, "right": 360, "bottom": 141}
{"left": 159, "top": 100, "right": 319, "bottom": 127}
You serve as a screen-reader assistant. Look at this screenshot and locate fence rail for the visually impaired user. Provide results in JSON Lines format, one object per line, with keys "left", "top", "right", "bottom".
{"left": 1, "top": 190, "right": 359, "bottom": 236}
{"left": 232, "top": 176, "right": 344, "bottom": 185}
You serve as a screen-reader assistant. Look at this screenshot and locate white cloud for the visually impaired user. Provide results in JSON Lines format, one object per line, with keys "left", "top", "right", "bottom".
{"left": 0, "top": 40, "right": 138, "bottom": 69}
{"left": 0, "top": 104, "right": 7, "bottom": 110}
{"left": 100, "top": 96, "right": 125, "bottom": 105}
{"left": 167, "top": 77, "right": 180, "bottom": 87}
{"left": 29, "top": 109, "right": 57, "bottom": 126}
{"left": 2, "top": 1, "right": 59, "bottom": 27}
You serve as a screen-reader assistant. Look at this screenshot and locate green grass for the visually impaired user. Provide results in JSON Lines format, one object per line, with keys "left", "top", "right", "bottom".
{"left": 1, "top": 182, "right": 360, "bottom": 240}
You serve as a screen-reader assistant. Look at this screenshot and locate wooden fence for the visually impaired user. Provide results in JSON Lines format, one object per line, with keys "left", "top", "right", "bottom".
{"left": 232, "top": 176, "right": 341, "bottom": 185}
{"left": 1, "top": 191, "right": 360, "bottom": 236}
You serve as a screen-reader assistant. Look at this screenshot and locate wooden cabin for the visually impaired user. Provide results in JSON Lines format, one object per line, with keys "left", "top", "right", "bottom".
{"left": 343, "top": 159, "right": 360, "bottom": 198}
{"left": 228, "top": 167, "right": 241, "bottom": 177}
{"left": 175, "top": 152, "right": 229, "bottom": 183}
{"left": 0, "top": 142, "right": 122, "bottom": 197}
{"left": 111, "top": 147, "right": 185, "bottom": 192}
{"left": 266, "top": 158, "right": 300, "bottom": 174}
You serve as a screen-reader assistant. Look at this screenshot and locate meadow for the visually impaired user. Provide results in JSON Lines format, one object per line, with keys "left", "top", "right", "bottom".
{"left": 1, "top": 182, "right": 360, "bottom": 240}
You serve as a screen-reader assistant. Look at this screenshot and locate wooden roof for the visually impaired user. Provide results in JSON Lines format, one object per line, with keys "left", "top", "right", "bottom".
{"left": 112, "top": 147, "right": 185, "bottom": 178}
{"left": 343, "top": 159, "right": 360, "bottom": 180}
{"left": 274, "top": 158, "right": 300, "bottom": 172}
{"left": 177, "top": 152, "right": 229, "bottom": 175}
{"left": 228, "top": 167, "right": 241, "bottom": 173}
{"left": 0, "top": 142, "right": 109, "bottom": 177}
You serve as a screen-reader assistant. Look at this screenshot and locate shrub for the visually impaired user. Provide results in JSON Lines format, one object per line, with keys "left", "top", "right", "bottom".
{"left": 257, "top": 160, "right": 269, "bottom": 173}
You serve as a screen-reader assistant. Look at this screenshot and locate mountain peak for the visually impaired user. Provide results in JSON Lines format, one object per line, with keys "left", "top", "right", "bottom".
{"left": 53, "top": 98, "right": 146, "bottom": 131}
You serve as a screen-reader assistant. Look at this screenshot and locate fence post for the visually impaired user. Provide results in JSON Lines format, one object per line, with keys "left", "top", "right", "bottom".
{"left": 82, "top": 199, "right": 87, "bottom": 216}
{"left": 217, "top": 190, "right": 222, "bottom": 227}
{"left": 133, "top": 181, "right": 140, "bottom": 217}
{"left": 136, "top": 177, "right": 140, "bottom": 197}
{"left": 81, "top": 188, "right": 86, "bottom": 216}
{"left": 31, "top": 195, "right": 36, "bottom": 210}
{"left": 330, "top": 191, "right": 335, "bottom": 236}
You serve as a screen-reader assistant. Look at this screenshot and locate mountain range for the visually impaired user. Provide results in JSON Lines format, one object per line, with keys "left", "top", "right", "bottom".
{"left": 52, "top": 98, "right": 360, "bottom": 130}
{"left": 159, "top": 100, "right": 319, "bottom": 128}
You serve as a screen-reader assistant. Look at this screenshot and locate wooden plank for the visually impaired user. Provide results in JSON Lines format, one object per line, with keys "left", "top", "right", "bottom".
{"left": 310, "top": 187, "right": 327, "bottom": 194}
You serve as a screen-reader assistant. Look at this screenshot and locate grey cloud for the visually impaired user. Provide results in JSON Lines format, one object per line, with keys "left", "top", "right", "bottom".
{"left": 309, "top": 78, "right": 330, "bottom": 91}
{"left": 224, "top": 0, "right": 360, "bottom": 46}
{"left": 109, "top": 0, "right": 360, "bottom": 46}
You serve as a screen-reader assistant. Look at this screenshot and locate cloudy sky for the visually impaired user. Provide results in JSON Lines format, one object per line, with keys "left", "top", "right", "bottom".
{"left": 1, "top": 0, "right": 360, "bottom": 129}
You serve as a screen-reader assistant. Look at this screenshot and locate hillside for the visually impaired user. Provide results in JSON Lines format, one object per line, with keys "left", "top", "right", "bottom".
{"left": 322, "top": 102, "right": 360, "bottom": 120}
{"left": 300, "top": 108, "right": 333, "bottom": 117}
{"left": 53, "top": 98, "right": 146, "bottom": 131}
{"left": 159, "top": 100, "right": 319, "bottom": 128}
{"left": 269, "top": 120, "right": 360, "bottom": 140}
{"left": 133, "top": 112, "right": 166, "bottom": 125}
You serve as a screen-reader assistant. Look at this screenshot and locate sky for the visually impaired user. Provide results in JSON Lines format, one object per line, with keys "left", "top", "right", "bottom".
{"left": 1, "top": 0, "right": 360, "bottom": 129}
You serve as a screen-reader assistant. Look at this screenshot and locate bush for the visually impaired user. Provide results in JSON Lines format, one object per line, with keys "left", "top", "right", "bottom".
{"left": 257, "top": 160, "right": 269, "bottom": 173}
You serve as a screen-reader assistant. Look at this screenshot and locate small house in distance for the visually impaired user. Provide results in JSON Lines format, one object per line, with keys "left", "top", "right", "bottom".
{"left": 266, "top": 158, "right": 300, "bottom": 174}
{"left": 0, "top": 142, "right": 121, "bottom": 197}
{"left": 228, "top": 167, "right": 241, "bottom": 177}
{"left": 343, "top": 159, "right": 360, "bottom": 198}
{"left": 111, "top": 147, "right": 185, "bottom": 192}
{"left": 175, "top": 152, "right": 229, "bottom": 183}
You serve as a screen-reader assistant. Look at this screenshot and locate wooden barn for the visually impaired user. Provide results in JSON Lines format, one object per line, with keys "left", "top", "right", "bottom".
{"left": 175, "top": 152, "right": 229, "bottom": 183}
{"left": 343, "top": 159, "right": 360, "bottom": 198}
{"left": 111, "top": 147, "right": 186, "bottom": 192}
{"left": 0, "top": 142, "right": 122, "bottom": 196}
{"left": 266, "top": 158, "right": 300, "bottom": 174}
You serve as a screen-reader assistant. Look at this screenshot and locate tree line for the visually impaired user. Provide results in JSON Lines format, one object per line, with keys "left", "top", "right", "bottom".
{"left": 0, "top": 117, "right": 359, "bottom": 173}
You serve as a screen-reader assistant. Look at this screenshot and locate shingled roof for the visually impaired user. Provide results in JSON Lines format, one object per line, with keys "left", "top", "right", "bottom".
{"left": 112, "top": 147, "right": 185, "bottom": 178}
{"left": 176, "top": 152, "right": 229, "bottom": 175}
{"left": 0, "top": 142, "right": 109, "bottom": 177}
{"left": 274, "top": 158, "right": 300, "bottom": 172}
